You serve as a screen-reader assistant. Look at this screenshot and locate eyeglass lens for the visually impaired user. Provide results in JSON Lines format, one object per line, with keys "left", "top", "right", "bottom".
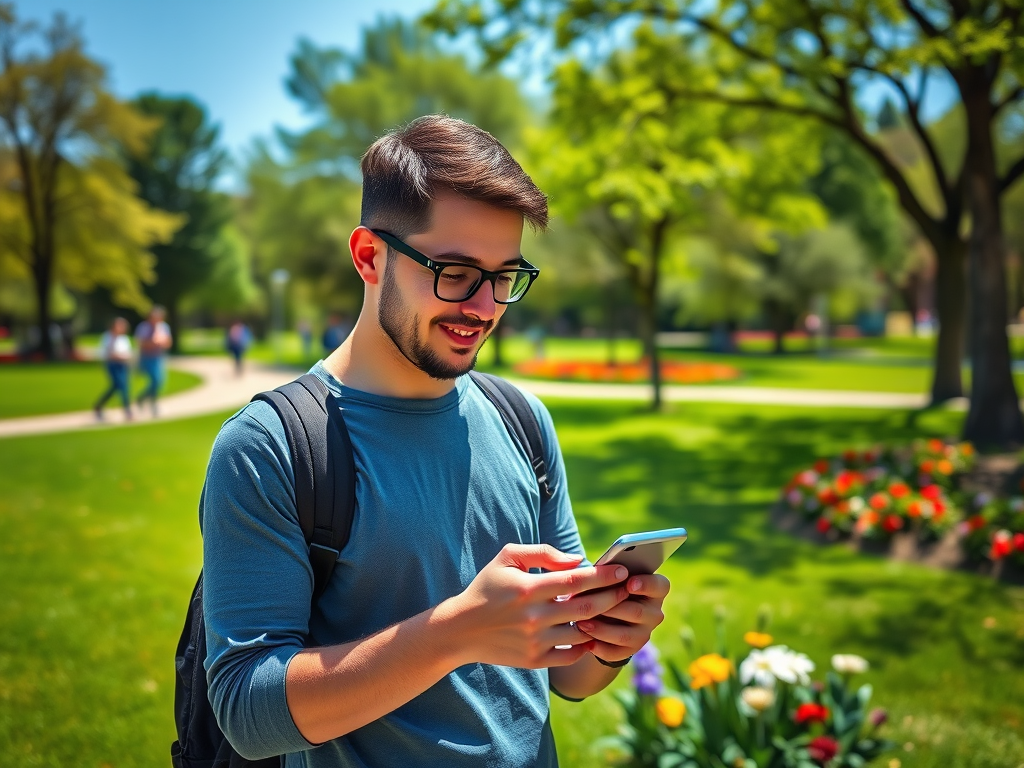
{"left": 437, "top": 265, "right": 531, "bottom": 303}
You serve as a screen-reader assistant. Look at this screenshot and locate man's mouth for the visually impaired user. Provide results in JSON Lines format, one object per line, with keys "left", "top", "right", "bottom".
{"left": 437, "top": 322, "right": 487, "bottom": 346}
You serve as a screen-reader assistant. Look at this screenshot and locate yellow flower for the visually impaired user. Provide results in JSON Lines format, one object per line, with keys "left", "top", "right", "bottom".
{"left": 743, "top": 631, "right": 773, "bottom": 649}
{"left": 656, "top": 697, "right": 686, "bottom": 727}
{"left": 688, "top": 653, "right": 734, "bottom": 689}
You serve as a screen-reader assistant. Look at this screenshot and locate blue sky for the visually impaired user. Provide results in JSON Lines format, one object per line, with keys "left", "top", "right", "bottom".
{"left": 24, "top": 0, "right": 437, "bottom": 170}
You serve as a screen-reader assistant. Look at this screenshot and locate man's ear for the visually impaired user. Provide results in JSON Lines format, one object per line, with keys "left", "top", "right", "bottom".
{"left": 350, "top": 226, "right": 384, "bottom": 285}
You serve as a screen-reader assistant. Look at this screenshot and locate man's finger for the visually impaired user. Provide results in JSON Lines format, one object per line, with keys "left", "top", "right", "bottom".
{"left": 498, "top": 543, "right": 583, "bottom": 572}
{"left": 550, "top": 583, "right": 630, "bottom": 624}
{"left": 599, "top": 598, "right": 662, "bottom": 627}
{"left": 536, "top": 564, "right": 629, "bottom": 599}
{"left": 574, "top": 618, "right": 645, "bottom": 649}
{"left": 538, "top": 641, "right": 594, "bottom": 668}
{"left": 625, "top": 574, "right": 671, "bottom": 600}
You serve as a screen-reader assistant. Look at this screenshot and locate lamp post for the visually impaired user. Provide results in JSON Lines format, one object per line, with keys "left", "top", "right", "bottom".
{"left": 270, "top": 268, "right": 290, "bottom": 365}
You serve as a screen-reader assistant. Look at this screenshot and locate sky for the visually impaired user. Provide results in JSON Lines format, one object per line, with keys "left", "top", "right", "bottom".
{"left": 23, "top": 0, "right": 438, "bottom": 182}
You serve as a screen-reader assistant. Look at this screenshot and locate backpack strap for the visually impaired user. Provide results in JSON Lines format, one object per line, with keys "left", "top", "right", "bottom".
{"left": 251, "top": 373, "right": 355, "bottom": 600}
{"left": 469, "top": 371, "right": 553, "bottom": 501}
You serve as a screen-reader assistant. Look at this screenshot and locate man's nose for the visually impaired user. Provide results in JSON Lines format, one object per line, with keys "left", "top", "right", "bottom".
{"left": 460, "top": 278, "right": 498, "bottom": 321}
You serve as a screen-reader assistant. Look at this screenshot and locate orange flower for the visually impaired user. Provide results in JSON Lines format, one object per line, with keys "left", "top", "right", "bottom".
{"left": 688, "top": 654, "right": 734, "bottom": 689}
{"left": 928, "top": 438, "right": 944, "bottom": 453}
{"left": 960, "top": 442, "right": 974, "bottom": 456}
{"left": 888, "top": 482, "right": 910, "bottom": 498}
{"left": 919, "top": 459, "right": 935, "bottom": 474}
{"left": 868, "top": 492, "right": 890, "bottom": 511}
{"left": 936, "top": 459, "right": 954, "bottom": 475}
{"left": 907, "top": 501, "right": 922, "bottom": 518}
{"left": 856, "top": 510, "right": 880, "bottom": 532}
{"left": 744, "top": 631, "right": 773, "bottom": 649}
{"left": 656, "top": 697, "right": 686, "bottom": 727}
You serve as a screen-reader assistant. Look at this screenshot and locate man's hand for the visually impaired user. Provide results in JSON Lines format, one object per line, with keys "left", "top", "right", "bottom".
{"left": 573, "top": 574, "right": 670, "bottom": 664}
{"left": 447, "top": 543, "right": 631, "bottom": 669}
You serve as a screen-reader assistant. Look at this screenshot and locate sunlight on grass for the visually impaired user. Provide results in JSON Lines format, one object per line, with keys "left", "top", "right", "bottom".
{"left": 0, "top": 401, "right": 1021, "bottom": 767}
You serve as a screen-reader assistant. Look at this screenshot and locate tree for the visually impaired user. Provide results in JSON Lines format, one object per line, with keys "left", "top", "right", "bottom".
{"left": 428, "top": 0, "right": 1024, "bottom": 447}
{"left": 0, "top": 5, "right": 179, "bottom": 358}
{"left": 530, "top": 26, "right": 826, "bottom": 407}
{"left": 244, "top": 17, "right": 534, "bottom": 341}
{"left": 125, "top": 93, "right": 232, "bottom": 351}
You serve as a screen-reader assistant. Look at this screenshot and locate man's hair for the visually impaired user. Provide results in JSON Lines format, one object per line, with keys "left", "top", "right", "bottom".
{"left": 360, "top": 115, "right": 548, "bottom": 237}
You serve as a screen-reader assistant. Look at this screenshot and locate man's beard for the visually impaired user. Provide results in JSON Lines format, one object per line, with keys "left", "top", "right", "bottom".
{"left": 378, "top": 257, "right": 492, "bottom": 381}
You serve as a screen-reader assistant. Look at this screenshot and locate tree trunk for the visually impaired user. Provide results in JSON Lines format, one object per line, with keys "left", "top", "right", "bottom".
{"left": 930, "top": 238, "right": 967, "bottom": 403}
{"left": 646, "top": 219, "right": 668, "bottom": 410}
{"left": 168, "top": 300, "right": 182, "bottom": 355}
{"left": 961, "top": 87, "right": 1024, "bottom": 448}
{"left": 32, "top": 251, "right": 55, "bottom": 360}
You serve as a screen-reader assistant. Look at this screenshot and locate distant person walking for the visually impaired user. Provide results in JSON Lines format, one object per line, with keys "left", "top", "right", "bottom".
{"left": 135, "top": 306, "right": 172, "bottom": 416}
{"left": 321, "top": 312, "right": 352, "bottom": 355}
{"left": 226, "top": 321, "right": 252, "bottom": 377}
{"left": 94, "top": 317, "right": 133, "bottom": 421}
{"left": 297, "top": 319, "right": 313, "bottom": 359}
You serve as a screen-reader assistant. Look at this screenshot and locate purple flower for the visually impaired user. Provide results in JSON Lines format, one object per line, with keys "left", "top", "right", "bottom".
{"left": 632, "top": 642, "right": 660, "bottom": 673}
{"left": 634, "top": 670, "right": 663, "bottom": 696}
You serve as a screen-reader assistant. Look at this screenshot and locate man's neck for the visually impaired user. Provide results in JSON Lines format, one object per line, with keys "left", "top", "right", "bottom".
{"left": 321, "top": 314, "right": 459, "bottom": 400}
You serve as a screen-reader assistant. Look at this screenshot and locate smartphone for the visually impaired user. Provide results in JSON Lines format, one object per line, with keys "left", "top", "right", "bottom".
{"left": 593, "top": 528, "right": 688, "bottom": 575}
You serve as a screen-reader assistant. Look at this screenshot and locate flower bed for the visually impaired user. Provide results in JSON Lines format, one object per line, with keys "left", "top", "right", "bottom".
{"left": 600, "top": 619, "right": 893, "bottom": 767}
{"left": 512, "top": 360, "right": 741, "bottom": 384}
{"left": 777, "top": 439, "right": 1024, "bottom": 577}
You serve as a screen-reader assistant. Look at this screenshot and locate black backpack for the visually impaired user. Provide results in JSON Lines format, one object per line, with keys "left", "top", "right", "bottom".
{"left": 171, "top": 371, "right": 552, "bottom": 768}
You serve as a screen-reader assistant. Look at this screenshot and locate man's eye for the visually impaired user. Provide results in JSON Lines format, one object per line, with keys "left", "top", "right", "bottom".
{"left": 441, "top": 268, "right": 474, "bottom": 282}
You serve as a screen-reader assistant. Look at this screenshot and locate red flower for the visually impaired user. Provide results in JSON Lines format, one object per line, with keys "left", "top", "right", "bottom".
{"left": 868, "top": 492, "right": 890, "bottom": 511}
{"left": 967, "top": 515, "right": 987, "bottom": 532}
{"left": 888, "top": 482, "right": 910, "bottom": 498}
{"left": 818, "top": 487, "right": 838, "bottom": 506}
{"left": 907, "top": 501, "right": 922, "bottom": 518}
{"left": 814, "top": 459, "right": 829, "bottom": 474}
{"left": 842, "top": 449, "right": 858, "bottom": 464}
{"left": 932, "top": 500, "right": 945, "bottom": 518}
{"left": 928, "top": 438, "right": 944, "bottom": 453}
{"left": 919, "top": 459, "right": 935, "bottom": 474}
{"left": 816, "top": 517, "right": 831, "bottom": 533}
{"left": 808, "top": 735, "right": 840, "bottom": 765}
{"left": 1013, "top": 533, "right": 1024, "bottom": 552}
{"left": 991, "top": 530, "right": 1014, "bottom": 560}
{"left": 795, "top": 703, "right": 830, "bottom": 725}
{"left": 921, "top": 484, "right": 941, "bottom": 501}
{"left": 834, "top": 471, "right": 854, "bottom": 494}
{"left": 882, "top": 515, "right": 904, "bottom": 533}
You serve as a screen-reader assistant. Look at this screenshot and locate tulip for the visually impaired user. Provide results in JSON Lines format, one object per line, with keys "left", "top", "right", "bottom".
{"left": 655, "top": 697, "right": 686, "bottom": 727}
{"left": 869, "top": 707, "right": 888, "bottom": 727}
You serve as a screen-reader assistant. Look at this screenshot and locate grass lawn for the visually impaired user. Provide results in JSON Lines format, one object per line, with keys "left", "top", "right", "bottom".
{"left": 1, "top": 400, "right": 1021, "bottom": 767}
{"left": 0, "top": 362, "right": 202, "bottom": 419}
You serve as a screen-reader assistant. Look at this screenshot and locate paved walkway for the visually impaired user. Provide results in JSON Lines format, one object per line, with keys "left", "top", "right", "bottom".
{"left": 0, "top": 355, "right": 955, "bottom": 440}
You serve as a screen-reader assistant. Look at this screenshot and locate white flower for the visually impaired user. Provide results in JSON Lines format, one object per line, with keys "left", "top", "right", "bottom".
{"left": 848, "top": 496, "right": 865, "bottom": 514}
{"left": 739, "top": 645, "right": 815, "bottom": 688}
{"left": 740, "top": 686, "right": 775, "bottom": 713}
{"left": 831, "top": 654, "right": 869, "bottom": 675}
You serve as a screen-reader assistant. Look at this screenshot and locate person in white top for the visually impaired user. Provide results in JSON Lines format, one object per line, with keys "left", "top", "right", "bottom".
{"left": 94, "top": 317, "right": 133, "bottom": 420}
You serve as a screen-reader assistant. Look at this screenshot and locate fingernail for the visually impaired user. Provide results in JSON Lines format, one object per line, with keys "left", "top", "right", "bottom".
{"left": 615, "top": 566, "right": 628, "bottom": 580}
{"left": 577, "top": 621, "right": 594, "bottom": 632}
{"left": 629, "top": 577, "right": 641, "bottom": 591}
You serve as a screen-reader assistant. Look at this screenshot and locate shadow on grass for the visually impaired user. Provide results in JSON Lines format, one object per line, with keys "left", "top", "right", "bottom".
{"left": 550, "top": 401, "right": 960, "bottom": 577}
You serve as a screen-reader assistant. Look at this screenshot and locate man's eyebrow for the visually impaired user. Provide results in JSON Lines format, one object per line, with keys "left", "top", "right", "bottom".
{"left": 435, "top": 250, "right": 523, "bottom": 268}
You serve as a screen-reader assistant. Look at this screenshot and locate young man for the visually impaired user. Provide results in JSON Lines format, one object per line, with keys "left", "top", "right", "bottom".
{"left": 200, "top": 115, "right": 670, "bottom": 767}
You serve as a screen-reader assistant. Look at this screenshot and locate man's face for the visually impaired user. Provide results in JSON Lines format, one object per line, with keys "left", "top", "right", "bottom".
{"left": 377, "top": 192, "right": 524, "bottom": 381}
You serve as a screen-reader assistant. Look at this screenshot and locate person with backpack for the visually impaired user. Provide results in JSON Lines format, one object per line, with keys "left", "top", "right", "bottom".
{"left": 185, "top": 116, "right": 671, "bottom": 768}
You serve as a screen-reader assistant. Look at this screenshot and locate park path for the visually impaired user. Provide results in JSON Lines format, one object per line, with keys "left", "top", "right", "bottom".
{"left": 0, "top": 355, "right": 948, "bottom": 440}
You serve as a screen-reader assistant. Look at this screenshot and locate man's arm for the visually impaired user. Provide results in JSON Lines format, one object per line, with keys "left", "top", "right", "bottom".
{"left": 284, "top": 545, "right": 632, "bottom": 745}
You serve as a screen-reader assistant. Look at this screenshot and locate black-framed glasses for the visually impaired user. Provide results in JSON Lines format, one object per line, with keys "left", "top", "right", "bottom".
{"left": 372, "top": 229, "right": 540, "bottom": 304}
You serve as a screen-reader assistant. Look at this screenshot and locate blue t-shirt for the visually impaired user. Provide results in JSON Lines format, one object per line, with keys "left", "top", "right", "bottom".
{"left": 200, "top": 363, "right": 585, "bottom": 767}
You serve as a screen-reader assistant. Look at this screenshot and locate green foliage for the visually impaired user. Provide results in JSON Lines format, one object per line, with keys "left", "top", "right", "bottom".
{"left": 0, "top": 5, "right": 181, "bottom": 354}
{"left": 125, "top": 93, "right": 251, "bottom": 324}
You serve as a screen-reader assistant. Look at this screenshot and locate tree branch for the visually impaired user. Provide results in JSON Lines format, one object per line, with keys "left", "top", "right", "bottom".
{"left": 995, "top": 85, "right": 1023, "bottom": 115}
{"left": 1001, "top": 154, "right": 1024, "bottom": 194}
{"left": 890, "top": 73, "right": 951, "bottom": 194}
{"left": 899, "top": 0, "right": 943, "bottom": 38}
